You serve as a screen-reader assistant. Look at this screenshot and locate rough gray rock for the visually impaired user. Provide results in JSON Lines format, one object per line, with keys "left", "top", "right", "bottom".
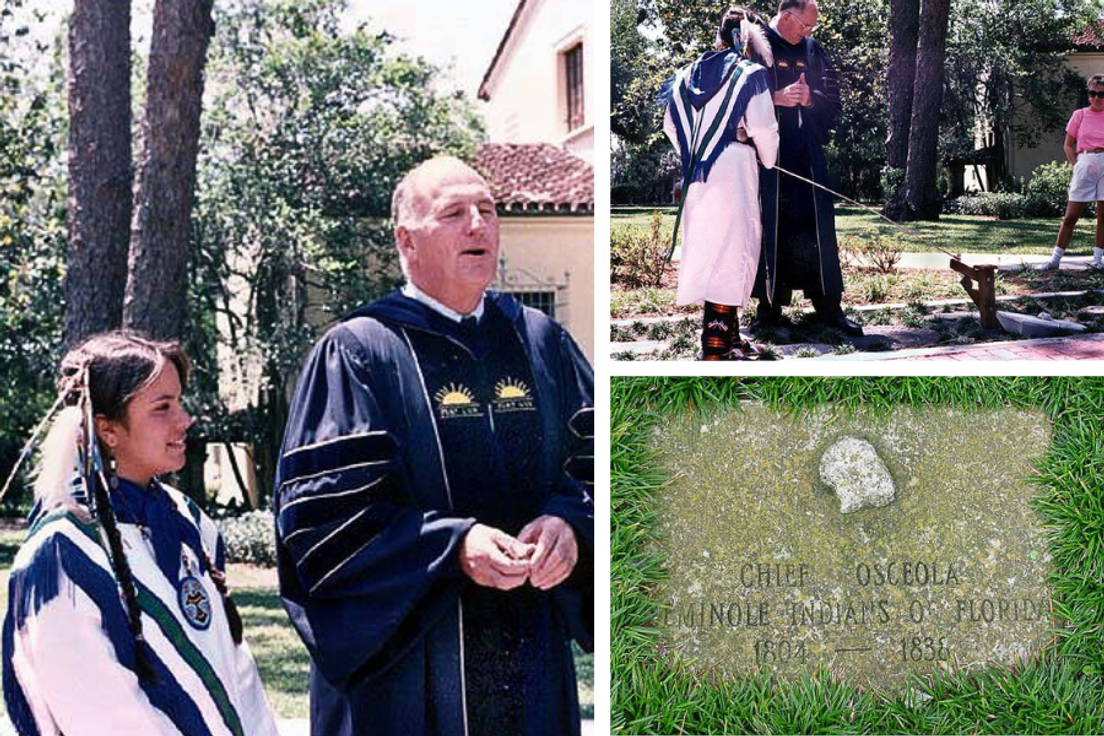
{"left": 819, "top": 436, "right": 896, "bottom": 514}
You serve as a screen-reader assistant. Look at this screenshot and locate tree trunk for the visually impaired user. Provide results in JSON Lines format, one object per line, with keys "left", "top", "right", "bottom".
{"left": 887, "top": 0, "right": 951, "bottom": 222}
{"left": 64, "top": 0, "right": 132, "bottom": 347}
{"left": 123, "top": 0, "right": 215, "bottom": 341}
{"left": 987, "top": 76, "right": 1011, "bottom": 190}
{"left": 256, "top": 374, "right": 287, "bottom": 510}
{"left": 885, "top": 0, "right": 919, "bottom": 171}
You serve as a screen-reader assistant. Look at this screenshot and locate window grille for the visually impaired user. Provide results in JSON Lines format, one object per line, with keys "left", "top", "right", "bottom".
{"left": 565, "top": 44, "right": 584, "bottom": 131}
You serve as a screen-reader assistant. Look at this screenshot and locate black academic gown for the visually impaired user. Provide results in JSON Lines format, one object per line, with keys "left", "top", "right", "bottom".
{"left": 274, "top": 291, "right": 594, "bottom": 736}
{"left": 752, "top": 23, "right": 845, "bottom": 305}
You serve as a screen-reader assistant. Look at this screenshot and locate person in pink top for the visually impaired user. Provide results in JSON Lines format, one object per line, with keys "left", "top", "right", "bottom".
{"left": 1039, "top": 74, "right": 1104, "bottom": 270}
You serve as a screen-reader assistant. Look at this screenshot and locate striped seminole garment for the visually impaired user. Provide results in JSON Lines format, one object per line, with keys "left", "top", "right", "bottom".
{"left": 3, "top": 483, "right": 278, "bottom": 736}
{"left": 661, "top": 54, "right": 773, "bottom": 189}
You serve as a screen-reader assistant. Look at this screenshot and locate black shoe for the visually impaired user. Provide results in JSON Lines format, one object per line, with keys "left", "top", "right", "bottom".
{"left": 823, "top": 311, "right": 864, "bottom": 337}
{"left": 749, "top": 312, "right": 790, "bottom": 335}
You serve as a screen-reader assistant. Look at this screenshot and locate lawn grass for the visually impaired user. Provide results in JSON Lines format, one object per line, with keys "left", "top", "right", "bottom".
{"left": 612, "top": 205, "right": 1101, "bottom": 255}
{"left": 228, "top": 565, "right": 310, "bottom": 718}
{"left": 0, "top": 547, "right": 594, "bottom": 722}
{"left": 611, "top": 378, "right": 1104, "bottom": 734}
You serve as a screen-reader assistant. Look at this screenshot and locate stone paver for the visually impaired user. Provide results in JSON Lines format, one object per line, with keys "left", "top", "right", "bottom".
{"left": 614, "top": 328, "right": 1104, "bottom": 362}
{"left": 669, "top": 248, "right": 1101, "bottom": 271}
{"left": 823, "top": 333, "right": 1104, "bottom": 361}
{"left": 611, "top": 290, "right": 1104, "bottom": 330}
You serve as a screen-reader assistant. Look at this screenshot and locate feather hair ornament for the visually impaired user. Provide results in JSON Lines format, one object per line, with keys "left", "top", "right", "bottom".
{"left": 744, "top": 17, "right": 773, "bottom": 67}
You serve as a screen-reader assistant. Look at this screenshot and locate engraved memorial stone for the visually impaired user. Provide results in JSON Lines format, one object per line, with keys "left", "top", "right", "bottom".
{"left": 652, "top": 405, "right": 1054, "bottom": 688}
{"left": 819, "top": 436, "right": 896, "bottom": 514}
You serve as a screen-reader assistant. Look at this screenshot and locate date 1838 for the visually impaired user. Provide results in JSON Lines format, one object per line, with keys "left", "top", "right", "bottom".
{"left": 900, "top": 634, "right": 950, "bottom": 662}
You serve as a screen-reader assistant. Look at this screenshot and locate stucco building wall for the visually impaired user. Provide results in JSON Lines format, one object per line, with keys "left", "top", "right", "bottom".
{"left": 478, "top": 0, "right": 594, "bottom": 163}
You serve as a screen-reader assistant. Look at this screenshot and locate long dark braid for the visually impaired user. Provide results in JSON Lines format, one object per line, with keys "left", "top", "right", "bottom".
{"left": 91, "top": 468, "right": 158, "bottom": 683}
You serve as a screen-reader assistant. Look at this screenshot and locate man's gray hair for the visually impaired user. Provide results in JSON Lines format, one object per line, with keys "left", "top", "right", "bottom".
{"left": 778, "top": 0, "right": 811, "bottom": 13}
{"left": 391, "top": 169, "right": 420, "bottom": 230}
{"left": 1089, "top": 74, "right": 1104, "bottom": 89}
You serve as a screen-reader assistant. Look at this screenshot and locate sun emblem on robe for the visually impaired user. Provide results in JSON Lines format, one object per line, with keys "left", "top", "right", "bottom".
{"left": 493, "top": 377, "right": 535, "bottom": 412}
{"left": 435, "top": 383, "right": 482, "bottom": 418}
{"left": 436, "top": 383, "right": 476, "bottom": 406}
{"left": 495, "top": 379, "right": 530, "bottom": 400}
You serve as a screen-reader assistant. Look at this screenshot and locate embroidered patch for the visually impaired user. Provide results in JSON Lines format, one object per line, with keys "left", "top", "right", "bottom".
{"left": 493, "top": 378, "right": 535, "bottom": 412}
{"left": 435, "top": 383, "right": 483, "bottom": 419}
{"left": 178, "top": 575, "right": 212, "bottom": 630}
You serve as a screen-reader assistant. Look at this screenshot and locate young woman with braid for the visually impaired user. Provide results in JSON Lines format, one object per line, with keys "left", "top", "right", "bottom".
{"left": 660, "top": 5, "right": 779, "bottom": 359}
{"left": 2, "top": 331, "right": 277, "bottom": 736}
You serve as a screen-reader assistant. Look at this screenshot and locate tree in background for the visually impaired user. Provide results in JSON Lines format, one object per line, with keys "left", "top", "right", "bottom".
{"left": 887, "top": 0, "right": 1095, "bottom": 220}
{"left": 124, "top": 0, "right": 215, "bottom": 341}
{"left": 886, "top": 0, "right": 951, "bottom": 221}
{"left": 611, "top": 0, "right": 679, "bottom": 203}
{"left": 942, "top": 0, "right": 1093, "bottom": 191}
{"left": 0, "top": 0, "right": 67, "bottom": 506}
{"left": 621, "top": 0, "right": 888, "bottom": 202}
{"left": 884, "top": 0, "right": 917, "bottom": 178}
{"left": 190, "top": 0, "right": 484, "bottom": 503}
{"left": 612, "top": 0, "right": 664, "bottom": 145}
{"left": 816, "top": 0, "right": 887, "bottom": 201}
{"left": 64, "top": 0, "right": 131, "bottom": 346}
{"left": 1, "top": 0, "right": 483, "bottom": 509}
{"left": 615, "top": 0, "right": 1100, "bottom": 210}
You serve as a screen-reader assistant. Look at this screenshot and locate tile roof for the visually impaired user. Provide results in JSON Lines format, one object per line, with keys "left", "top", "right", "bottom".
{"left": 476, "top": 143, "right": 594, "bottom": 215}
{"left": 1072, "top": 20, "right": 1104, "bottom": 49}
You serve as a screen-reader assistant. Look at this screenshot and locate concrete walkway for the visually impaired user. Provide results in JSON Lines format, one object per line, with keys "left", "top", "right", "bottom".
{"left": 890, "top": 252, "right": 1103, "bottom": 271}
{"left": 822, "top": 332, "right": 1104, "bottom": 361}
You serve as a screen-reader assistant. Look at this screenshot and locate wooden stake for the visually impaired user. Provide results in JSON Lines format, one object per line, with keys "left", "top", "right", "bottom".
{"left": 949, "top": 259, "right": 999, "bottom": 330}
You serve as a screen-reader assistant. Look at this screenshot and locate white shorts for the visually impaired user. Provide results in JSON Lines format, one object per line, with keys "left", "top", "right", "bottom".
{"left": 1068, "top": 151, "right": 1104, "bottom": 202}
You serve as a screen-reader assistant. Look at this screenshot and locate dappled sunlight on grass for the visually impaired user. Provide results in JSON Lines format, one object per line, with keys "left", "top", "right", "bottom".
{"left": 612, "top": 206, "right": 1099, "bottom": 255}
{"left": 234, "top": 588, "right": 312, "bottom": 717}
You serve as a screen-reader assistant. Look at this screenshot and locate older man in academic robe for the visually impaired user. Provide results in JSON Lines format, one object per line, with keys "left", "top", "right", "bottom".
{"left": 274, "top": 157, "right": 594, "bottom": 736}
{"left": 752, "top": 0, "right": 863, "bottom": 337}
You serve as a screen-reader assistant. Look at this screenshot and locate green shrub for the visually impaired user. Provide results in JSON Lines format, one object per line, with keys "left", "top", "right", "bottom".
{"left": 611, "top": 210, "right": 669, "bottom": 289}
{"left": 1025, "top": 161, "right": 1073, "bottom": 216}
{"left": 863, "top": 308, "right": 893, "bottom": 325}
{"left": 944, "top": 192, "right": 1039, "bottom": 219}
{"left": 945, "top": 166, "right": 1096, "bottom": 219}
{"left": 217, "top": 510, "right": 277, "bottom": 567}
{"left": 856, "top": 274, "right": 897, "bottom": 303}
{"left": 899, "top": 307, "right": 928, "bottom": 329}
{"left": 840, "top": 228, "right": 904, "bottom": 274}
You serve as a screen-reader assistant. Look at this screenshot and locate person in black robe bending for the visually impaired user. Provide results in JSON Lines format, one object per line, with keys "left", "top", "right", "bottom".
{"left": 274, "top": 157, "right": 594, "bottom": 736}
{"left": 751, "top": 0, "right": 863, "bottom": 337}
